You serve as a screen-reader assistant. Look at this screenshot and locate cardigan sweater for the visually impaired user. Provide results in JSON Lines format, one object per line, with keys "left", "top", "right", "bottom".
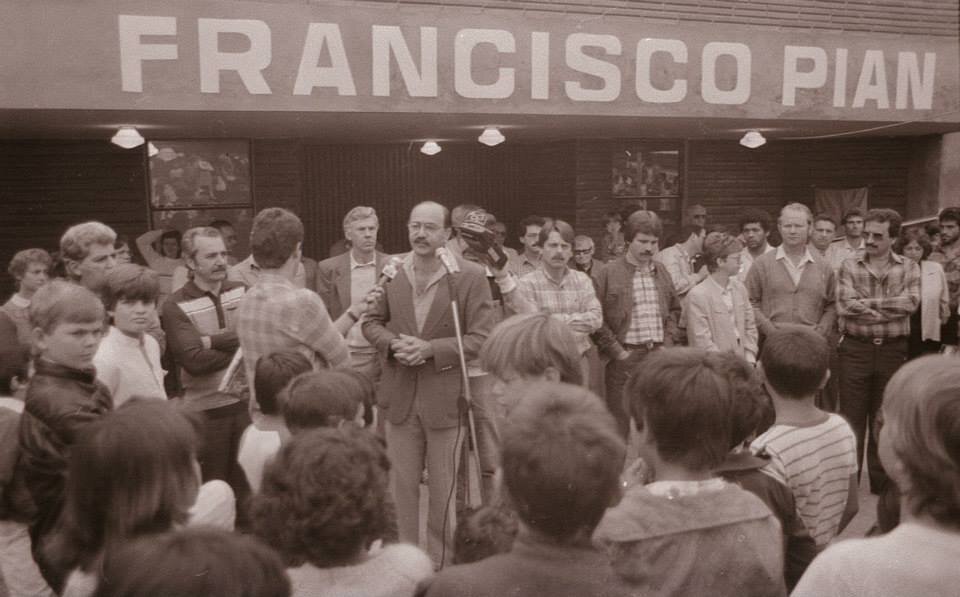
{"left": 745, "top": 250, "right": 836, "bottom": 337}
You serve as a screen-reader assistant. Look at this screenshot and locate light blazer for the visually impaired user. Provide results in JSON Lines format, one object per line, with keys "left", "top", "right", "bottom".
{"left": 362, "top": 254, "right": 494, "bottom": 429}
{"left": 687, "top": 276, "right": 758, "bottom": 358}
{"left": 919, "top": 259, "right": 950, "bottom": 342}
{"left": 315, "top": 251, "right": 389, "bottom": 320}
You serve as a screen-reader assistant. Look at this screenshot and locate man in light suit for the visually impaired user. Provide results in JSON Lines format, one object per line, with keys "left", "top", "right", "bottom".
{"left": 687, "top": 233, "right": 758, "bottom": 362}
{"left": 316, "top": 206, "right": 389, "bottom": 424}
{"left": 363, "top": 201, "right": 494, "bottom": 568}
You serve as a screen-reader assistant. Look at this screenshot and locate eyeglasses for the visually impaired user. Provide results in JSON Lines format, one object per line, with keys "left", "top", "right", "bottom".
{"left": 407, "top": 222, "right": 443, "bottom": 233}
{"left": 573, "top": 248, "right": 594, "bottom": 255}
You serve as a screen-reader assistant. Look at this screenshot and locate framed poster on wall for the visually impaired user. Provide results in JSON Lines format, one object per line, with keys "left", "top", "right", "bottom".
{"left": 612, "top": 141, "right": 684, "bottom": 240}
{"left": 149, "top": 140, "right": 251, "bottom": 208}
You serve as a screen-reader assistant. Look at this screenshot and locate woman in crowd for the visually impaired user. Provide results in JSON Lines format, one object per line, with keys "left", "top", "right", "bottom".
{"left": 135, "top": 228, "right": 183, "bottom": 301}
{"left": 893, "top": 228, "right": 948, "bottom": 357}
{"left": 793, "top": 354, "right": 960, "bottom": 596}
{"left": 47, "top": 400, "right": 232, "bottom": 597}
{"left": 251, "top": 426, "right": 433, "bottom": 597}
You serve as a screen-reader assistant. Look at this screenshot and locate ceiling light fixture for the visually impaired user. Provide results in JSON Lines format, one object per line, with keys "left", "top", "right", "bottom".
{"left": 420, "top": 141, "right": 442, "bottom": 156}
{"left": 111, "top": 126, "right": 145, "bottom": 149}
{"left": 739, "top": 130, "right": 766, "bottom": 149}
{"left": 478, "top": 127, "right": 505, "bottom": 147}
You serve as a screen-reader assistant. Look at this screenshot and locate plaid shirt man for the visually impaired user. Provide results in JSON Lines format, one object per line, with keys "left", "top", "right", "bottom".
{"left": 236, "top": 272, "right": 350, "bottom": 404}
{"left": 837, "top": 251, "right": 920, "bottom": 339}
{"left": 518, "top": 267, "right": 602, "bottom": 354}
{"left": 625, "top": 262, "right": 665, "bottom": 345}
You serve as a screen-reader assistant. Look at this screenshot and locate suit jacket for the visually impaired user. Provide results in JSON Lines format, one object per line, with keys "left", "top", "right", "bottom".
{"left": 316, "top": 251, "right": 389, "bottom": 320}
{"left": 687, "top": 276, "right": 758, "bottom": 358}
{"left": 362, "top": 254, "right": 494, "bottom": 429}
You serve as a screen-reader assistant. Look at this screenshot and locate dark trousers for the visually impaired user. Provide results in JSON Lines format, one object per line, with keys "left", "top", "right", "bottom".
{"left": 605, "top": 345, "right": 659, "bottom": 438}
{"left": 198, "top": 401, "right": 252, "bottom": 528}
{"left": 837, "top": 335, "right": 905, "bottom": 493}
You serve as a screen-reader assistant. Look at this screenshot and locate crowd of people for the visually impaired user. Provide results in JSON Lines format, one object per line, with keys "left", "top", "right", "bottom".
{"left": 0, "top": 198, "right": 958, "bottom": 597}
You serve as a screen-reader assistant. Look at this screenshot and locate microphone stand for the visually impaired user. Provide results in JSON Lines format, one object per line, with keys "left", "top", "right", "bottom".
{"left": 449, "top": 297, "right": 484, "bottom": 508}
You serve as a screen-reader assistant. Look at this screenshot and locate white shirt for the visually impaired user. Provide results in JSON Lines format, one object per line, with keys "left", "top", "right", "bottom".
{"left": 775, "top": 245, "right": 817, "bottom": 287}
{"left": 237, "top": 425, "right": 282, "bottom": 493}
{"left": 93, "top": 326, "right": 166, "bottom": 407}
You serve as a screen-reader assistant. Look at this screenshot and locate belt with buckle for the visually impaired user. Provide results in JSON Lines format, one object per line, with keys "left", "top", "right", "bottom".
{"left": 846, "top": 335, "right": 906, "bottom": 346}
{"left": 623, "top": 341, "right": 662, "bottom": 350}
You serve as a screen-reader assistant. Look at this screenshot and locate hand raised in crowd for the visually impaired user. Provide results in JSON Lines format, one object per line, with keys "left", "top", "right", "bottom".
{"left": 390, "top": 333, "right": 433, "bottom": 367}
{"left": 348, "top": 285, "right": 385, "bottom": 320}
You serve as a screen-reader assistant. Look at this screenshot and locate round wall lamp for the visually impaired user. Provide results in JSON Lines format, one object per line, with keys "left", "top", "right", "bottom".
{"left": 478, "top": 127, "right": 505, "bottom": 147}
{"left": 420, "top": 141, "right": 442, "bottom": 156}
{"left": 739, "top": 131, "right": 766, "bottom": 149}
{"left": 111, "top": 126, "right": 145, "bottom": 149}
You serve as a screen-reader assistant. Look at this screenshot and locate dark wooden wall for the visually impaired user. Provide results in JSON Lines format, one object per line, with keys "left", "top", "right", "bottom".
{"left": 0, "top": 136, "right": 917, "bottom": 297}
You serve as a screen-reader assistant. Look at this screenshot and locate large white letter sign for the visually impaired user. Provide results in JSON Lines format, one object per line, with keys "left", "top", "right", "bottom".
{"left": 701, "top": 42, "right": 751, "bottom": 105}
{"left": 565, "top": 33, "right": 621, "bottom": 102}
{"left": 198, "top": 18, "right": 272, "bottom": 94}
{"left": 294, "top": 23, "right": 357, "bottom": 96}
{"left": 782, "top": 45, "right": 827, "bottom": 106}
{"left": 454, "top": 29, "right": 516, "bottom": 99}
{"left": 896, "top": 51, "right": 935, "bottom": 110}
{"left": 635, "top": 38, "right": 687, "bottom": 103}
{"left": 372, "top": 26, "right": 438, "bottom": 97}
{"left": 119, "top": 15, "right": 178, "bottom": 93}
{"left": 852, "top": 50, "right": 890, "bottom": 109}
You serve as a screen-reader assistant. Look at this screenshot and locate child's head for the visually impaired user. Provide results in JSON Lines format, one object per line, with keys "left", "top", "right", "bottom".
{"left": 94, "top": 528, "right": 290, "bottom": 597}
{"left": 880, "top": 355, "right": 960, "bottom": 529}
{"left": 500, "top": 382, "right": 624, "bottom": 542}
{"left": 253, "top": 352, "right": 312, "bottom": 417}
{"left": 727, "top": 367, "right": 773, "bottom": 449}
{"left": 280, "top": 370, "right": 366, "bottom": 434}
{"left": 453, "top": 503, "right": 519, "bottom": 564}
{"left": 480, "top": 312, "right": 583, "bottom": 392}
{"left": 101, "top": 265, "right": 159, "bottom": 336}
{"left": 625, "top": 348, "right": 752, "bottom": 473}
{"left": 50, "top": 400, "right": 201, "bottom": 572}
{"left": 760, "top": 325, "right": 829, "bottom": 400}
{"left": 0, "top": 312, "right": 28, "bottom": 395}
{"left": 251, "top": 426, "right": 390, "bottom": 567}
{"left": 29, "top": 280, "right": 105, "bottom": 370}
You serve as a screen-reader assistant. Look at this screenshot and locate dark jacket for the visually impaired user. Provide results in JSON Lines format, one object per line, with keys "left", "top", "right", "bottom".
{"left": 420, "top": 532, "right": 634, "bottom": 597}
{"left": 315, "top": 251, "right": 389, "bottom": 320}
{"left": 593, "top": 256, "right": 681, "bottom": 359}
{"left": 17, "top": 360, "right": 112, "bottom": 540}
{"left": 717, "top": 451, "right": 819, "bottom": 591}
{"left": 594, "top": 483, "right": 786, "bottom": 597}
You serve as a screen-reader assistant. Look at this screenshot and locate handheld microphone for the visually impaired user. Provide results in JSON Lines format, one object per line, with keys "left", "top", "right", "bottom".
{"left": 377, "top": 256, "right": 403, "bottom": 286}
{"left": 436, "top": 247, "right": 460, "bottom": 275}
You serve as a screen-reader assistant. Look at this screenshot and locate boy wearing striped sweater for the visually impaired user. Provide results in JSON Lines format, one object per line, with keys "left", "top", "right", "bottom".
{"left": 752, "top": 325, "right": 859, "bottom": 548}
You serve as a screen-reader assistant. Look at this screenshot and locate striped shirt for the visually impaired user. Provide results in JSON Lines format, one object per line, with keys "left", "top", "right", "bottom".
{"left": 837, "top": 252, "right": 920, "bottom": 339}
{"left": 751, "top": 414, "right": 857, "bottom": 547}
{"left": 518, "top": 267, "right": 602, "bottom": 354}
{"left": 625, "top": 263, "right": 664, "bottom": 344}
{"left": 236, "top": 273, "right": 350, "bottom": 404}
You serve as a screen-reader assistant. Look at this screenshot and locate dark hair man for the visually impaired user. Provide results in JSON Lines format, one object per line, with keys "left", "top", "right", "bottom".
{"left": 836, "top": 208, "right": 919, "bottom": 495}
{"left": 935, "top": 207, "right": 960, "bottom": 347}
{"left": 827, "top": 207, "right": 866, "bottom": 272}
{"left": 737, "top": 208, "right": 775, "bottom": 282}
{"left": 593, "top": 210, "right": 680, "bottom": 437}
{"left": 810, "top": 214, "right": 837, "bottom": 258}
{"left": 507, "top": 215, "right": 546, "bottom": 277}
{"left": 362, "top": 200, "right": 494, "bottom": 568}
{"left": 236, "top": 208, "right": 350, "bottom": 409}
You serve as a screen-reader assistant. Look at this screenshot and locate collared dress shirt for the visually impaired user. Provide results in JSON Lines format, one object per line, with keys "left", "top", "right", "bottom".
{"left": 624, "top": 258, "right": 664, "bottom": 345}
{"left": 737, "top": 244, "right": 776, "bottom": 283}
{"left": 346, "top": 253, "right": 378, "bottom": 353}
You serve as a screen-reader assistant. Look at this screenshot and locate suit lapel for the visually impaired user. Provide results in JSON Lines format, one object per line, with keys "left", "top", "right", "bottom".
{"left": 335, "top": 253, "right": 352, "bottom": 309}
